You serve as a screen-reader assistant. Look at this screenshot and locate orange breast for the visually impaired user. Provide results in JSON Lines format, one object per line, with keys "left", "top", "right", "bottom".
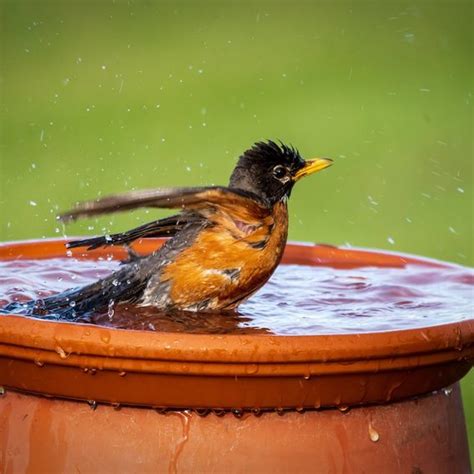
{"left": 160, "top": 201, "right": 288, "bottom": 310}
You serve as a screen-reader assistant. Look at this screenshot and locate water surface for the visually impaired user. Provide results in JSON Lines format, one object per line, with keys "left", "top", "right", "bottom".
{"left": 1, "top": 257, "right": 472, "bottom": 335}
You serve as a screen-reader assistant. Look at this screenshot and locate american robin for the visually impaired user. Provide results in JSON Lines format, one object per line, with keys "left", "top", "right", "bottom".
{"left": 5, "top": 141, "right": 332, "bottom": 317}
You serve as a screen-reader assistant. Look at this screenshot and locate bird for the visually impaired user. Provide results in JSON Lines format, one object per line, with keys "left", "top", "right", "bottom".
{"left": 3, "top": 141, "right": 332, "bottom": 318}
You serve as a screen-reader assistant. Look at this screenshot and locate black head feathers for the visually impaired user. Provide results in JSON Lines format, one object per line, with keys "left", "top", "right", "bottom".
{"left": 229, "top": 140, "right": 307, "bottom": 205}
{"left": 239, "top": 141, "right": 305, "bottom": 169}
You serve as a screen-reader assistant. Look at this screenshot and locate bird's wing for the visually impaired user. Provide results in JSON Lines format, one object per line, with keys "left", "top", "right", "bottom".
{"left": 65, "top": 213, "right": 195, "bottom": 250}
{"left": 59, "top": 186, "right": 269, "bottom": 223}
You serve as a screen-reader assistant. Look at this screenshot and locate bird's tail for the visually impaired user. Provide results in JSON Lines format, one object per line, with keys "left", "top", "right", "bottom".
{"left": 1, "top": 262, "right": 148, "bottom": 320}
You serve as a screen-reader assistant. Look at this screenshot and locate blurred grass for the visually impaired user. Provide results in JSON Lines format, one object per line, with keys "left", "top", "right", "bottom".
{"left": 0, "top": 0, "right": 472, "bottom": 458}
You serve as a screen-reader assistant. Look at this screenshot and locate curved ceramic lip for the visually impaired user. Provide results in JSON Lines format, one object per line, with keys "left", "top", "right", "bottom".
{"left": 0, "top": 315, "right": 472, "bottom": 373}
{"left": 0, "top": 238, "right": 472, "bottom": 374}
{"left": 1, "top": 238, "right": 473, "bottom": 408}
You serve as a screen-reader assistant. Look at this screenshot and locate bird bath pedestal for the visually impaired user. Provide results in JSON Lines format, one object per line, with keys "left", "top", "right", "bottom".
{"left": 0, "top": 239, "right": 472, "bottom": 473}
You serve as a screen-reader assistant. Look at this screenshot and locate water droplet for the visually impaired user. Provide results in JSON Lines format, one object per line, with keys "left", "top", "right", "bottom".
{"left": 29, "top": 200, "right": 37, "bottom": 207}
{"left": 108, "top": 300, "right": 115, "bottom": 319}
{"left": 387, "top": 236, "right": 395, "bottom": 245}
{"left": 369, "top": 423, "right": 379, "bottom": 442}
{"left": 55, "top": 346, "right": 68, "bottom": 359}
{"left": 232, "top": 408, "right": 243, "bottom": 418}
{"left": 69, "top": 300, "right": 76, "bottom": 308}
{"left": 367, "top": 195, "right": 379, "bottom": 206}
{"left": 443, "top": 387, "right": 453, "bottom": 396}
{"left": 87, "top": 400, "right": 97, "bottom": 410}
{"left": 245, "top": 364, "right": 259, "bottom": 375}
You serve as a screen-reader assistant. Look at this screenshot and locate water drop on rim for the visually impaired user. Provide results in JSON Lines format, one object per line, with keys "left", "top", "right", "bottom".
{"left": 368, "top": 423, "right": 379, "bottom": 442}
{"left": 87, "top": 400, "right": 97, "bottom": 410}
{"left": 443, "top": 387, "right": 453, "bottom": 396}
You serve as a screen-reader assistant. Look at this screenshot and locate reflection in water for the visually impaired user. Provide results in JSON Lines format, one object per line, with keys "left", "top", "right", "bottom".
{"left": 77, "top": 304, "right": 271, "bottom": 335}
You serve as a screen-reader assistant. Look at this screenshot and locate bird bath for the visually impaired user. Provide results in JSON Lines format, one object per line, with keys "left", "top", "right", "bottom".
{"left": 0, "top": 238, "right": 472, "bottom": 473}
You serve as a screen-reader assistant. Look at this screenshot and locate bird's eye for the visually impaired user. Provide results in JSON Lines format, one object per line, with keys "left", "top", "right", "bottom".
{"left": 273, "top": 165, "right": 287, "bottom": 180}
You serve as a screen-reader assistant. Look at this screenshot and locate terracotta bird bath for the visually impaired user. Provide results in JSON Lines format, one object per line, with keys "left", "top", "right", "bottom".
{"left": 0, "top": 238, "right": 472, "bottom": 473}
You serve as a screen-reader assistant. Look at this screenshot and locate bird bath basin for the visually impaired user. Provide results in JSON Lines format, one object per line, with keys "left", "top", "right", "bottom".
{"left": 0, "top": 238, "right": 472, "bottom": 473}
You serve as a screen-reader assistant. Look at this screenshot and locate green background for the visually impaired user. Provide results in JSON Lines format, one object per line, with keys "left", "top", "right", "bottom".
{"left": 1, "top": 0, "right": 473, "bottom": 458}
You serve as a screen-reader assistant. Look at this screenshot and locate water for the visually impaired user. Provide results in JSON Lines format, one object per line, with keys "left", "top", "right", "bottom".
{"left": 0, "top": 258, "right": 472, "bottom": 335}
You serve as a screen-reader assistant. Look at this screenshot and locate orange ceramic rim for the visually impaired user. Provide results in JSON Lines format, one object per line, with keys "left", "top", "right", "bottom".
{"left": 0, "top": 238, "right": 472, "bottom": 409}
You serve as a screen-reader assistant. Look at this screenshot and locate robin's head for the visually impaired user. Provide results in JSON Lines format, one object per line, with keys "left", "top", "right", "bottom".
{"left": 229, "top": 140, "right": 332, "bottom": 204}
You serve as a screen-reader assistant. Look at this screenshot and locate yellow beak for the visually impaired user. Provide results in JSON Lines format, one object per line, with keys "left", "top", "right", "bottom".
{"left": 293, "top": 158, "right": 333, "bottom": 181}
